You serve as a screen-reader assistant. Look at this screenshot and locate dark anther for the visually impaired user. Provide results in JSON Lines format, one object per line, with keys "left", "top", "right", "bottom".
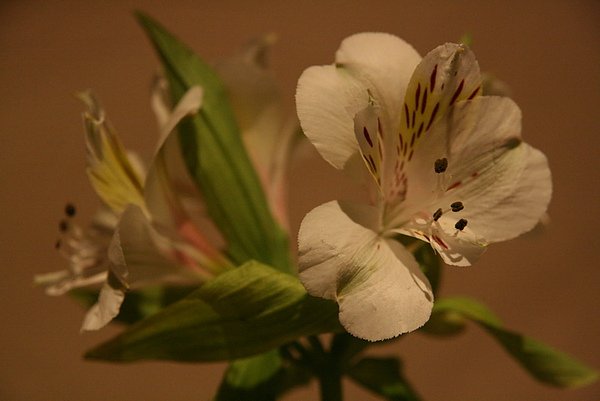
{"left": 455, "top": 218, "right": 468, "bottom": 231}
{"left": 65, "top": 203, "right": 76, "bottom": 217}
{"left": 434, "top": 158, "right": 448, "bottom": 173}
{"left": 451, "top": 201, "right": 464, "bottom": 212}
{"left": 59, "top": 220, "right": 69, "bottom": 232}
{"left": 433, "top": 208, "right": 443, "bottom": 221}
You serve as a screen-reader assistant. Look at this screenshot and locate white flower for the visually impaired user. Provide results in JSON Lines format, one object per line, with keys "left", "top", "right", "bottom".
{"left": 36, "top": 36, "right": 296, "bottom": 331}
{"left": 296, "top": 33, "right": 552, "bottom": 341}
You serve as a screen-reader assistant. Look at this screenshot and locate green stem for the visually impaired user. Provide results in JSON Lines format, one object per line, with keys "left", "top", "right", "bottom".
{"left": 317, "top": 363, "right": 343, "bottom": 401}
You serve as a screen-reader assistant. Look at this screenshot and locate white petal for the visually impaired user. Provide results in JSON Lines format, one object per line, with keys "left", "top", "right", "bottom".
{"left": 393, "top": 96, "right": 549, "bottom": 264}
{"left": 402, "top": 96, "right": 525, "bottom": 213}
{"left": 144, "top": 131, "right": 229, "bottom": 273}
{"left": 216, "top": 35, "right": 294, "bottom": 228}
{"left": 296, "top": 64, "right": 367, "bottom": 169}
{"left": 428, "top": 219, "right": 487, "bottom": 267}
{"left": 110, "top": 205, "right": 204, "bottom": 288}
{"left": 80, "top": 282, "right": 125, "bottom": 331}
{"left": 298, "top": 201, "right": 433, "bottom": 341}
{"left": 155, "top": 86, "right": 203, "bottom": 150}
{"left": 336, "top": 33, "right": 421, "bottom": 134}
{"left": 297, "top": 33, "right": 421, "bottom": 171}
{"left": 461, "top": 145, "right": 552, "bottom": 242}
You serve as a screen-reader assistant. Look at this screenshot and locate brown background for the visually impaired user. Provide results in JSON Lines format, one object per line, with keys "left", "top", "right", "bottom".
{"left": 1, "top": 1, "right": 599, "bottom": 400}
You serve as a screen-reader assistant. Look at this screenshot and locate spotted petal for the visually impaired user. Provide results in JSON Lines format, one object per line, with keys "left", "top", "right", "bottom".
{"left": 395, "top": 96, "right": 550, "bottom": 265}
{"left": 298, "top": 201, "right": 433, "bottom": 341}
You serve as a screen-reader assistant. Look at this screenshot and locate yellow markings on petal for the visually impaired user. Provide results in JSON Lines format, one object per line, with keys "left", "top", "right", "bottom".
{"left": 354, "top": 103, "right": 384, "bottom": 190}
{"left": 381, "top": 43, "right": 482, "bottom": 205}
{"left": 399, "top": 43, "right": 482, "bottom": 160}
{"left": 78, "top": 91, "right": 145, "bottom": 213}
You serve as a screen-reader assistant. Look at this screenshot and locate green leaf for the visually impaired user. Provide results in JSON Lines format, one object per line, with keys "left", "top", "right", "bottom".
{"left": 347, "top": 357, "right": 421, "bottom": 401}
{"left": 216, "top": 349, "right": 314, "bottom": 401}
{"left": 85, "top": 261, "right": 341, "bottom": 362}
{"left": 432, "top": 297, "right": 599, "bottom": 388}
{"left": 135, "top": 12, "right": 291, "bottom": 273}
{"left": 215, "top": 351, "right": 282, "bottom": 401}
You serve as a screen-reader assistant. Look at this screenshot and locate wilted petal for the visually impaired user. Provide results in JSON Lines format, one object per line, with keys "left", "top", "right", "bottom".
{"left": 299, "top": 201, "right": 433, "bottom": 341}
{"left": 78, "top": 91, "right": 145, "bottom": 213}
{"left": 81, "top": 281, "right": 125, "bottom": 331}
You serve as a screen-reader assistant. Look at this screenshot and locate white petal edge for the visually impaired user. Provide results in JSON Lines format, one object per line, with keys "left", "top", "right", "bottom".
{"left": 462, "top": 144, "right": 552, "bottom": 242}
{"left": 296, "top": 64, "right": 366, "bottom": 169}
{"left": 81, "top": 282, "right": 125, "bottom": 331}
{"left": 336, "top": 33, "right": 421, "bottom": 135}
{"left": 298, "top": 201, "right": 433, "bottom": 341}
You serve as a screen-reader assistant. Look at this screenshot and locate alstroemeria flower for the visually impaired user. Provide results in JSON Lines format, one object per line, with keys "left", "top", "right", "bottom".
{"left": 36, "top": 37, "right": 296, "bottom": 331}
{"left": 36, "top": 87, "right": 234, "bottom": 331}
{"left": 296, "top": 33, "right": 552, "bottom": 341}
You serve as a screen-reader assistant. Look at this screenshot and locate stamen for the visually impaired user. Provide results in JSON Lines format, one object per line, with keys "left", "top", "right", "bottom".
{"left": 450, "top": 201, "right": 464, "bottom": 212}
{"left": 434, "top": 158, "right": 448, "bottom": 173}
{"left": 432, "top": 208, "right": 443, "bottom": 221}
{"left": 65, "top": 203, "right": 76, "bottom": 217}
{"left": 455, "top": 218, "right": 468, "bottom": 231}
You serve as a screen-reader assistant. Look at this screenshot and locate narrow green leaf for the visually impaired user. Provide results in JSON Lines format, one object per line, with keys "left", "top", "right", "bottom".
{"left": 85, "top": 261, "right": 341, "bottom": 362}
{"left": 347, "top": 357, "right": 421, "bottom": 401}
{"left": 135, "top": 12, "right": 291, "bottom": 273}
{"left": 432, "top": 297, "right": 599, "bottom": 388}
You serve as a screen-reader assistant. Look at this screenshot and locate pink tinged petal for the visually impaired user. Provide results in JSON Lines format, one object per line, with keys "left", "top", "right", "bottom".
{"left": 427, "top": 219, "right": 487, "bottom": 267}
{"left": 80, "top": 282, "right": 125, "bottom": 331}
{"left": 110, "top": 205, "right": 209, "bottom": 289}
{"left": 298, "top": 201, "right": 433, "bottom": 341}
{"left": 216, "top": 35, "right": 296, "bottom": 229}
{"left": 296, "top": 64, "right": 367, "bottom": 169}
{"left": 144, "top": 127, "right": 230, "bottom": 272}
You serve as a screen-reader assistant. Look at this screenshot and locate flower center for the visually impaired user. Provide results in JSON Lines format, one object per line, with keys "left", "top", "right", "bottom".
{"left": 54, "top": 203, "right": 111, "bottom": 277}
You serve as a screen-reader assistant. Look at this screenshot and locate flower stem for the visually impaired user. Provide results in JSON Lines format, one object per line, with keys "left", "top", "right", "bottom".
{"left": 306, "top": 335, "right": 343, "bottom": 401}
{"left": 317, "top": 363, "right": 343, "bottom": 401}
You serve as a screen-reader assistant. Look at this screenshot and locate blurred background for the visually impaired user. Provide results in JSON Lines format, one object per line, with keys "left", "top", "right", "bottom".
{"left": 1, "top": 1, "right": 599, "bottom": 400}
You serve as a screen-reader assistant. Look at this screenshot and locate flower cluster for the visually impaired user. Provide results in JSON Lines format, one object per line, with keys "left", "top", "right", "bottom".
{"left": 34, "top": 19, "right": 600, "bottom": 400}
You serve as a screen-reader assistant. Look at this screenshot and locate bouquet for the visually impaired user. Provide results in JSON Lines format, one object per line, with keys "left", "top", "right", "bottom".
{"left": 35, "top": 13, "right": 597, "bottom": 400}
